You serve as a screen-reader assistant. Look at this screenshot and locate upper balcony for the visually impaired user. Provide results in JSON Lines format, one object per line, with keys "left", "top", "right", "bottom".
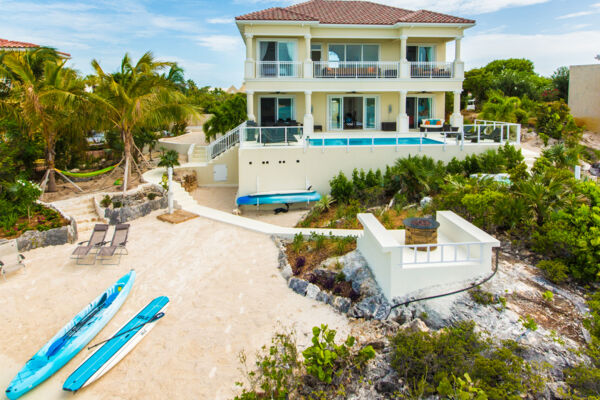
{"left": 244, "top": 36, "right": 465, "bottom": 82}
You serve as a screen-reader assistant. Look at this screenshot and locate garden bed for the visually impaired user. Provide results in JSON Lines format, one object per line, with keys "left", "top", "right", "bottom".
{"left": 296, "top": 202, "right": 423, "bottom": 230}
{"left": 96, "top": 185, "right": 166, "bottom": 224}
{"left": 0, "top": 204, "right": 69, "bottom": 240}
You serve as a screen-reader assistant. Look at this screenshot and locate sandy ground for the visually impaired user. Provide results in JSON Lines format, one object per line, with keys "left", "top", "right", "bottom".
{"left": 192, "top": 187, "right": 310, "bottom": 228}
{"left": 0, "top": 210, "right": 350, "bottom": 400}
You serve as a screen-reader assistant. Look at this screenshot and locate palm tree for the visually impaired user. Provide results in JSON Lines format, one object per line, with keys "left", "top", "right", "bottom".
{"left": 203, "top": 93, "right": 247, "bottom": 141}
{"left": 515, "top": 175, "right": 568, "bottom": 226}
{"left": 89, "top": 52, "right": 198, "bottom": 192}
{"left": 0, "top": 49, "right": 89, "bottom": 192}
{"left": 480, "top": 92, "right": 522, "bottom": 123}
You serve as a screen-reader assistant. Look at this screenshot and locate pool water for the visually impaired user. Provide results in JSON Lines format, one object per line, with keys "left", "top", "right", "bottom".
{"left": 308, "top": 137, "right": 443, "bottom": 146}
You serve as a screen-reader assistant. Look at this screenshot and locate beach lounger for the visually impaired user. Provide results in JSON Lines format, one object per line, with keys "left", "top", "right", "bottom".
{"left": 71, "top": 224, "right": 109, "bottom": 265}
{"left": 0, "top": 239, "right": 26, "bottom": 280}
{"left": 97, "top": 224, "right": 130, "bottom": 265}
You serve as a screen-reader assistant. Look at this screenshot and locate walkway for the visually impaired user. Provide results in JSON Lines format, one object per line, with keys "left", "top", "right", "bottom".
{"left": 142, "top": 167, "right": 361, "bottom": 238}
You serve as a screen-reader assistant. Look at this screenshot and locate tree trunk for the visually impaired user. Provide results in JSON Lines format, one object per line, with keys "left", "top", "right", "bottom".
{"left": 46, "top": 141, "right": 57, "bottom": 192}
{"left": 122, "top": 129, "right": 132, "bottom": 193}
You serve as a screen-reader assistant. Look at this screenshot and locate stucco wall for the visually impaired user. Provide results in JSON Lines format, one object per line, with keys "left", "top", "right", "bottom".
{"left": 238, "top": 143, "right": 503, "bottom": 195}
{"left": 569, "top": 64, "right": 600, "bottom": 133}
{"left": 178, "top": 144, "right": 239, "bottom": 186}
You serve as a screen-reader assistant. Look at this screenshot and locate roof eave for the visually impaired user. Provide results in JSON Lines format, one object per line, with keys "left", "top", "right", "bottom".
{"left": 236, "top": 20, "right": 475, "bottom": 29}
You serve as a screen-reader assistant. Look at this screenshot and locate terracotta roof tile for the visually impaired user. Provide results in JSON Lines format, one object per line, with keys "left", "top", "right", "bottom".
{"left": 236, "top": 0, "right": 475, "bottom": 25}
{"left": 0, "top": 38, "right": 40, "bottom": 49}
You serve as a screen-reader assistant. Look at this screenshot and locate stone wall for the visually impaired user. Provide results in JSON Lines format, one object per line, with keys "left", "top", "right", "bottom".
{"left": 97, "top": 185, "right": 167, "bottom": 225}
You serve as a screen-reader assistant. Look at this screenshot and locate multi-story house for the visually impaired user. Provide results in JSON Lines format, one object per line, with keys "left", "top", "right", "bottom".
{"left": 237, "top": 0, "right": 473, "bottom": 135}
{"left": 176, "top": 0, "right": 520, "bottom": 199}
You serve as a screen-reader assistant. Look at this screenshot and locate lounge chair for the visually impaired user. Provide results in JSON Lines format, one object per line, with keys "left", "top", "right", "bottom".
{"left": 71, "top": 224, "right": 109, "bottom": 265}
{"left": 471, "top": 127, "right": 501, "bottom": 143}
{"left": 0, "top": 239, "right": 25, "bottom": 280}
{"left": 97, "top": 224, "right": 130, "bottom": 265}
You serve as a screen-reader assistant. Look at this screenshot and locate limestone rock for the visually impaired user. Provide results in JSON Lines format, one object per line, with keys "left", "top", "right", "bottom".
{"left": 305, "top": 283, "right": 321, "bottom": 299}
{"left": 288, "top": 278, "right": 308, "bottom": 296}
{"left": 349, "top": 295, "right": 391, "bottom": 320}
{"left": 333, "top": 296, "right": 351, "bottom": 313}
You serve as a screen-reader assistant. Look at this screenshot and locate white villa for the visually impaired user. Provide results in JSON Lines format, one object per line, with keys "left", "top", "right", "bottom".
{"left": 163, "top": 0, "right": 520, "bottom": 198}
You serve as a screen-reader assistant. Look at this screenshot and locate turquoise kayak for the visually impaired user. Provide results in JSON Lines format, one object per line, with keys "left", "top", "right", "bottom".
{"left": 5, "top": 270, "right": 135, "bottom": 399}
{"left": 63, "top": 296, "right": 169, "bottom": 392}
{"left": 236, "top": 190, "right": 321, "bottom": 206}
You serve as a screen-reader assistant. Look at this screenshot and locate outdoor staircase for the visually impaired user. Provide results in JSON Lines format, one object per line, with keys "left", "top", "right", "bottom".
{"left": 171, "top": 185, "right": 198, "bottom": 211}
{"left": 189, "top": 145, "right": 208, "bottom": 163}
{"left": 51, "top": 196, "right": 106, "bottom": 235}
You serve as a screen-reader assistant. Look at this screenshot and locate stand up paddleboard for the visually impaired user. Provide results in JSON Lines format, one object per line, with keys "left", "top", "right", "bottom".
{"left": 63, "top": 296, "right": 169, "bottom": 392}
{"left": 5, "top": 270, "right": 136, "bottom": 400}
{"left": 236, "top": 190, "right": 321, "bottom": 206}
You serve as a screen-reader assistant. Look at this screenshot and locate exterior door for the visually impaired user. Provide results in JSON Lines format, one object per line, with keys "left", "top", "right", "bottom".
{"left": 328, "top": 96, "right": 342, "bottom": 131}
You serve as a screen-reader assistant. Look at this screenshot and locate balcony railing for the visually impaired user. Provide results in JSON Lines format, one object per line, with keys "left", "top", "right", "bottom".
{"left": 256, "top": 61, "right": 302, "bottom": 78}
{"left": 241, "top": 125, "right": 304, "bottom": 146}
{"left": 410, "top": 61, "right": 454, "bottom": 78}
{"left": 313, "top": 61, "right": 400, "bottom": 79}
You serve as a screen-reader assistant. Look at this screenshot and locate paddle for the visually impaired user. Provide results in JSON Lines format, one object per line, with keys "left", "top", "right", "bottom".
{"left": 47, "top": 293, "right": 108, "bottom": 358}
{"left": 87, "top": 312, "right": 165, "bottom": 350}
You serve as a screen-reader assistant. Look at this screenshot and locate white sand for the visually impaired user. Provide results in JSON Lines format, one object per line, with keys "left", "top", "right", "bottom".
{"left": 0, "top": 210, "right": 349, "bottom": 399}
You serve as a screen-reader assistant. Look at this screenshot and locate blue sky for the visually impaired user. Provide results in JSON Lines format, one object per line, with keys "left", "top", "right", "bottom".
{"left": 1, "top": 0, "right": 599, "bottom": 87}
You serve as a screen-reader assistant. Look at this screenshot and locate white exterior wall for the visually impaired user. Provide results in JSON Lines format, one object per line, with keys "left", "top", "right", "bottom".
{"left": 238, "top": 143, "right": 504, "bottom": 195}
{"left": 357, "top": 211, "right": 500, "bottom": 301}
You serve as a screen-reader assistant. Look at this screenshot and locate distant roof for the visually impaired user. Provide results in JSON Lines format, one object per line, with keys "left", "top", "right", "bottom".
{"left": 0, "top": 38, "right": 71, "bottom": 57}
{"left": 236, "top": 0, "right": 475, "bottom": 25}
{"left": 0, "top": 38, "right": 39, "bottom": 49}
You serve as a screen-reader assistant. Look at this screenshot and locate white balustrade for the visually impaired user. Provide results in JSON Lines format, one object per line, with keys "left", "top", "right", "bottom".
{"left": 409, "top": 61, "right": 454, "bottom": 78}
{"left": 256, "top": 61, "right": 303, "bottom": 78}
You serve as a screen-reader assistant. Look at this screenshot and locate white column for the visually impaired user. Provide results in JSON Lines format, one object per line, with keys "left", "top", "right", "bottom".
{"left": 303, "top": 34, "right": 312, "bottom": 78}
{"left": 303, "top": 91, "right": 314, "bottom": 136}
{"left": 397, "top": 90, "right": 409, "bottom": 132}
{"left": 453, "top": 36, "right": 464, "bottom": 79}
{"left": 244, "top": 33, "right": 254, "bottom": 79}
{"left": 246, "top": 90, "right": 255, "bottom": 122}
{"left": 450, "top": 90, "right": 463, "bottom": 129}
{"left": 399, "top": 35, "right": 409, "bottom": 79}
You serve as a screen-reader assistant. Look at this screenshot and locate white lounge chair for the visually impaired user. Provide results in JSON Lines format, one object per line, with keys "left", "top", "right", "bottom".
{"left": 0, "top": 239, "right": 26, "bottom": 280}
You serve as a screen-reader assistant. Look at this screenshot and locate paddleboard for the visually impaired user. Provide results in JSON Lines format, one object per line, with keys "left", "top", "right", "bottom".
{"left": 236, "top": 190, "right": 321, "bottom": 206}
{"left": 5, "top": 270, "right": 135, "bottom": 399}
{"left": 63, "top": 296, "right": 169, "bottom": 392}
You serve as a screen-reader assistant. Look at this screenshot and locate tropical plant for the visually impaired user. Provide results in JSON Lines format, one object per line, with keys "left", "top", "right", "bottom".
{"left": 535, "top": 100, "right": 583, "bottom": 145}
{"left": 0, "top": 48, "right": 91, "bottom": 191}
{"left": 158, "top": 149, "right": 180, "bottom": 171}
{"left": 89, "top": 52, "right": 198, "bottom": 191}
{"left": 329, "top": 171, "right": 353, "bottom": 204}
{"left": 314, "top": 194, "right": 335, "bottom": 214}
{"left": 203, "top": 93, "right": 247, "bottom": 141}
{"left": 385, "top": 155, "right": 445, "bottom": 202}
{"left": 480, "top": 92, "right": 524, "bottom": 123}
{"left": 551, "top": 66, "right": 569, "bottom": 102}
{"left": 514, "top": 174, "right": 569, "bottom": 226}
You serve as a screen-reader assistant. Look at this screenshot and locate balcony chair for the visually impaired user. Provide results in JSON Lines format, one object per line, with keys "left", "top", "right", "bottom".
{"left": 71, "top": 224, "right": 109, "bottom": 265}
{"left": 97, "top": 224, "right": 130, "bottom": 265}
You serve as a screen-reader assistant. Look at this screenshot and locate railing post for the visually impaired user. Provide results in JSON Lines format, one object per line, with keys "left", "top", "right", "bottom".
{"left": 371, "top": 136, "right": 374, "bottom": 152}
{"left": 259, "top": 127, "right": 262, "bottom": 144}
{"left": 419, "top": 133, "right": 422, "bottom": 152}
{"left": 516, "top": 124, "right": 521, "bottom": 144}
{"left": 285, "top": 127, "right": 288, "bottom": 144}
{"left": 346, "top": 137, "right": 349, "bottom": 153}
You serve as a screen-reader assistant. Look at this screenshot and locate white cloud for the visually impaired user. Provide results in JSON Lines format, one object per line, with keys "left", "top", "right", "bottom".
{"left": 556, "top": 10, "right": 595, "bottom": 19}
{"left": 207, "top": 17, "right": 233, "bottom": 24}
{"left": 194, "top": 35, "right": 242, "bottom": 52}
{"left": 463, "top": 30, "right": 600, "bottom": 75}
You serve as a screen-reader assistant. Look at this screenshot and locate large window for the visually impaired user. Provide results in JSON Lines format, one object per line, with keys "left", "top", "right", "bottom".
{"left": 407, "top": 45, "right": 435, "bottom": 62}
{"left": 259, "top": 97, "right": 295, "bottom": 126}
{"left": 406, "top": 97, "right": 433, "bottom": 129}
{"left": 258, "top": 40, "right": 297, "bottom": 77}
{"left": 327, "top": 44, "right": 379, "bottom": 62}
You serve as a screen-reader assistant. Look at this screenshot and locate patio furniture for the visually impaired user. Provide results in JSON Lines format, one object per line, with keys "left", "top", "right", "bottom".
{"left": 470, "top": 127, "right": 501, "bottom": 143}
{"left": 381, "top": 122, "right": 396, "bottom": 131}
{"left": 71, "top": 224, "right": 109, "bottom": 265}
{"left": 97, "top": 224, "right": 130, "bottom": 265}
{"left": 420, "top": 119, "right": 444, "bottom": 133}
{"left": 314, "top": 125, "right": 323, "bottom": 132}
{"left": 403, "top": 217, "right": 440, "bottom": 251}
{"left": 0, "top": 239, "right": 25, "bottom": 280}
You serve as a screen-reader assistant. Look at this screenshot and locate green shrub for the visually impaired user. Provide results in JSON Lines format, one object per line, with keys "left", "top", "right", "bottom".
{"left": 519, "top": 315, "right": 538, "bottom": 331}
{"left": 390, "top": 321, "right": 543, "bottom": 399}
{"left": 535, "top": 100, "right": 583, "bottom": 145}
{"left": 329, "top": 172, "right": 353, "bottom": 204}
{"left": 537, "top": 260, "right": 568, "bottom": 284}
{"left": 302, "top": 324, "right": 375, "bottom": 384}
{"left": 291, "top": 233, "right": 304, "bottom": 254}
{"left": 100, "top": 195, "right": 112, "bottom": 208}
{"left": 542, "top": 290, "right": 554, "bottom": 302}
{"left": 147, "top": 192, "right": 157, "bottom": 200}
{"left": 112, "top": 200, "right": 122, "bottom": 208}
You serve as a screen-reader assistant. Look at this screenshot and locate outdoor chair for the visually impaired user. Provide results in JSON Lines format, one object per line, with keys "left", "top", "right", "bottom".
{"left": 97, "top": 224, "right": 130, "bottom": 265}
{"left": 71, "top": 224, "right": 109, "bottom": 265}
{"left": 0, "top": 239, "right": 26, "bottom": 280}
{"left": 471, "top": 127, "right": 501, "bottom": 143}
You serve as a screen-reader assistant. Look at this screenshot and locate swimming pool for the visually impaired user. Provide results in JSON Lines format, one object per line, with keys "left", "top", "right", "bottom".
{"left": 308, "top": 137, "right": 443, "bottom": 146}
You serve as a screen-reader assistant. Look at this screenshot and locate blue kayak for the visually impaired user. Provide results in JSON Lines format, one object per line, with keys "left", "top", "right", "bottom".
{"left": 63, "top": 296, "right": 169, "bottom": 392}
{"left": 236, "top": 190, "right": 321, "bottom": 206}
{"left": 5, "top": 270, "right": 135, "bottom": 400}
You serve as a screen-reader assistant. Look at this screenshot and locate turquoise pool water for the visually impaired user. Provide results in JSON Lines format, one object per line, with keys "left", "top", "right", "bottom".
{"left": 308, "top": 137, "right": 443, "bottom": 146}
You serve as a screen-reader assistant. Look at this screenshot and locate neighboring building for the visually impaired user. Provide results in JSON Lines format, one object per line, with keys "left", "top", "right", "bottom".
{"left": 179, "top": 0, "right": 521, "bottom": 198}
{"left": 569, "top": 64, "right": 600, "bottom": 133}
{"left": 0, "top": 38, "right": 71, "bottom": 58}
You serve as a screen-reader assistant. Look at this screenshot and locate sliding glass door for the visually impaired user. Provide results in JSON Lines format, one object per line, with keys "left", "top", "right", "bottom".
{"left": 259, "top": 97, "right": 295, "bottom": 125}
{"left": 258, "top": 40, "right": 297, "bottom": 77}
{"left": 328, "top": 96, "right": 378, "bottom": 131}
{"left": 406, "top": 97, "right": 432, "bottom": 129}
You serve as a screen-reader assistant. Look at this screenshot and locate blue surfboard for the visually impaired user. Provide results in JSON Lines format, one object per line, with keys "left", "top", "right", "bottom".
{"left": 63, "top": 296, "right": 169, "bottom": 392}
{"left": 5, "top": 270, "right": 135, "bottom": 399}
